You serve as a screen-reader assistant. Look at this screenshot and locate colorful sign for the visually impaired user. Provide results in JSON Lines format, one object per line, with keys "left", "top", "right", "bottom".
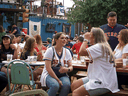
{"left": 56, "top": 5, "right": 65, "bottom": 16}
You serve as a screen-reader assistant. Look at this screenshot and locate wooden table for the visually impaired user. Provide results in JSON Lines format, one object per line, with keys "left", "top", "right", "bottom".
{"left": 2, "top": 60, "right": 45, "bottom": 66}
{"left": 72, "top": 60, "right": 128, "bottom": 73}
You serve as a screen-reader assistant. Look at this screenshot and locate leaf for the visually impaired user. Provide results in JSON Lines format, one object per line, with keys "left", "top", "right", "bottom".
{"left": 67, "top": 0, "right": 128, "bottom": 26}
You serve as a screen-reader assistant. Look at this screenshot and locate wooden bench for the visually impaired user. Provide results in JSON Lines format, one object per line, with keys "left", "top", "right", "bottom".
{"left": 105, "top": 89, "right": 128, "bottom": 96}
{"left": 72, "top": 72, "right": 128, "bottom": 96}
{"left": 73, "top": 71, "right": 87, "bottom": 79}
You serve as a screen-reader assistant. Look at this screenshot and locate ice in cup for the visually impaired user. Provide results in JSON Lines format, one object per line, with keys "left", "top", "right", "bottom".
{"left": 7, "top": 54, "right": 13, "bottom": 61}
{"left": 28, "top": 56, "right": 33, "bottom": 63}
{"left": 123, "top": 59, "right": 127, "bottom": 67}
{"left": 33, "top": 56, "right": 37, "bottom": 62}
{"left": 80, "top": 56, "right": 85, "bottom": 64}
{"left": 42, "top": 50, "right": 45, "bottom": 57}
{"left": 73, "top": 54, "right": 78, "bottom": 61}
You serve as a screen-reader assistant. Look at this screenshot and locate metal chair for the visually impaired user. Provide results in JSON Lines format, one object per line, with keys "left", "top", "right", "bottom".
{"left": 7, "top": 60, "right": 36, "bottom": 94}
{"left": 9, "top": 89, "right": 48, "bottom": 96}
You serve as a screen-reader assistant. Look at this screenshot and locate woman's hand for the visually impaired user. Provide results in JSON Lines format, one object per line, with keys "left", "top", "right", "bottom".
{"left": 84, "top": 32, "right": 91, "bottom": 40}
{"left": 10, "top": 44, "right": 17, "bottom": 50}
{"left": 59, "top": 66, "right": 68, "bottom": 73}
{"left": 58, "top": 80, "right": 63, "bottom": 87}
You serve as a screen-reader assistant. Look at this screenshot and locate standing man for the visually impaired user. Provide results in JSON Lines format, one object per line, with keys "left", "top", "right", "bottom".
{"left": 100, "top": 11, "right": 127, "bottom": 50}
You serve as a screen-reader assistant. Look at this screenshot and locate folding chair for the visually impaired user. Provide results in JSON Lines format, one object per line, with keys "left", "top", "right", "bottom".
{"left": 9, "top": 89, "right": 48, "bottom": 96}
{"left": 7, "top": 60, "right": 36, "bottom": 94}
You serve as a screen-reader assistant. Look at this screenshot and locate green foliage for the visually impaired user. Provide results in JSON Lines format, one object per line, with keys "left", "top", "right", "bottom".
{"left": 67, "top": 0, "right": 128, "bottom": 27}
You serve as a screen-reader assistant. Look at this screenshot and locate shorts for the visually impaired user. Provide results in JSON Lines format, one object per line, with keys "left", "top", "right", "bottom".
{"left": 82, "top": 77, "right": 110, "bottom": 96}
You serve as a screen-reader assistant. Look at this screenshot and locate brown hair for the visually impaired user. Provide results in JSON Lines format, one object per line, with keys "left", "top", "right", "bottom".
{"left": 34, "top": 34, "right": 42, "bottom": 45}
{"left": 107, "top": 11, "right": 117, "bottom": 18}
{"left": 0, "top": 25, "right": 4, "bottom": 33}
{"left": 120, "top": 29, "right": 128, "bottom": 44}
{"left": 22, "top": 37, "right": 37, "bottom": 56}
{"left": 117, "top": 29, "right": 128, "bottom": 50}
{"left": 53, "top": 32, "right": 65, "bottom": 46}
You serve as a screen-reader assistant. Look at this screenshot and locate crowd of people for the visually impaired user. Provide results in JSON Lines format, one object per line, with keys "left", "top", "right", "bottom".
{"left": 0, "top": 11, "right": 128, "bottom": 96}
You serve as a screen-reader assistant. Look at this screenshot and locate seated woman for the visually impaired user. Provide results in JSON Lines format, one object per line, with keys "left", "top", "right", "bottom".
{"left": 71, "top": 28, "right": 119, "bottom": 96}
{"left": 113, "top": 29, "right": 128, "bottom": 89}
{"left": 20, "top": 37, "right": 37, "bottom": 60}
{"left": 34, "top": 34, "right": 47, "bottom": 61}
{"left": 40, "top": 32, "right": 73, "bottom": 96}
{"left": 20, "top": 37, "right": 43, "bottom": 81}
{"left": 0, "top": 35, "right": 17, "bottom": 92}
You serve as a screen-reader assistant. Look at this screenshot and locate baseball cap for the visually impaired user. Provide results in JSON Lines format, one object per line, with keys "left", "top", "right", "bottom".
{"left": 2, "top": 35, "right": 11, "bottom": 39}
{"left": 66, "top": 35, "right": 69, "bottom": 38}
{"left": 47, "top": 38, "right": 52, "bottom": 43}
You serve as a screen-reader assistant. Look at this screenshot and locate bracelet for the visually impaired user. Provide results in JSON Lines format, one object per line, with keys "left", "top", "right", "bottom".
{"left": 83, "top": 39, "right": 88, "bottom": 42}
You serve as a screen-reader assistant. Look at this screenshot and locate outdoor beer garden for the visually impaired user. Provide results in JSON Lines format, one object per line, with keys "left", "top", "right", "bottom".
{"left": 1, "top": 0, "right": 128, "bottom": 96}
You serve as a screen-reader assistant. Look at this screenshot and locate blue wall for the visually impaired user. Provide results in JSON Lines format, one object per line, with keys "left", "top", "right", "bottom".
{"left": 23, "top": 16, "right": 75, "bottom": 41}
{"left": 0, "top": 3, "right": 75, "bottom": 41}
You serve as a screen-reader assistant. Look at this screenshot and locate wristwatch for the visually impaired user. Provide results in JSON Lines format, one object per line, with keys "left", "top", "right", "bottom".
{"left": 83, "top": 39, "right": 88, "bottom": 42}
{"left": 68, "top": 68, "right": 70, "bottom": 72}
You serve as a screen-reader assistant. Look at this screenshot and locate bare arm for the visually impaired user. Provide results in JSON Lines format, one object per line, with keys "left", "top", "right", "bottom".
{"left": 59, "top": 60, "right": 73, "bottom": 73}
{"left": 11, "top": 29, "right": 17, "bottom": 34}
{"left": 10, "top": 44, "right": 17, "bottom": 59}
{"left": 79, "top": 32, "right": 90, "bottom": 56}
{"left": 115, "top": 53, "right": 128, "bottom": 63}
{"left": 79, "top": 41, "right": 89, "bottom": 56}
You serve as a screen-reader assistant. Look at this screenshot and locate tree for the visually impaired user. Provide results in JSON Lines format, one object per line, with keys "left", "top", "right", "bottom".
{"left": 67, "top": 0, "right": 128, "bottom": 27}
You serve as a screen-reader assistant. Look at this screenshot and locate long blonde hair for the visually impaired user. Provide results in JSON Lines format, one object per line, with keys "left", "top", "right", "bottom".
{"left": 91, "top": 27, "right": 115, "bottom": 63}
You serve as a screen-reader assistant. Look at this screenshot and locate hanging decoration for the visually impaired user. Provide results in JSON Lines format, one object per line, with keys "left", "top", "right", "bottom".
{"left": 29, "top": 20, "right": 41, "bottom": 37}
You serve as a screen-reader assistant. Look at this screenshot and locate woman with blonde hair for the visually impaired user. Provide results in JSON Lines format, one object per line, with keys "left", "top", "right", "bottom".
{"left": 34, "top": 34, "right": 47, "bottom": 61}
{"left": 114, "top": 29, "right": 128, "bottom": 89}
{"left": 71, "top": 27, "right": 119, "bottom": 96}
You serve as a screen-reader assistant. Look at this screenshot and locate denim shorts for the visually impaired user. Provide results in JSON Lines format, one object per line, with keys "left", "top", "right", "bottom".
{"left": 82, "top": 77, "right": 110, "bottom": 96}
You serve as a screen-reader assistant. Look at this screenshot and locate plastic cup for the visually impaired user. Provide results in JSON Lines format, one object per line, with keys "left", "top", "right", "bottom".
{"left": 123, "top": 59, "right": 128, "bottom": 67}
{"left": 7, "top": 54, "right": 13, "bottom": 61}
{"left": 33, "top": 56, "right": 37, "bottom": 62}
{"left": 80, "top": 56, "right": 85, "bottom": 64}
{"left": 73, "top": 54, "right": 78, "bottom": 61}
{"left": 28, "top": 56, "right": 33, "bottom": 63}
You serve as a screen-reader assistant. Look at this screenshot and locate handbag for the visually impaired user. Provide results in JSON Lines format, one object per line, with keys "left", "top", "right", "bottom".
{"left": 51, "top": 47, "right": 66, "bottom": 78}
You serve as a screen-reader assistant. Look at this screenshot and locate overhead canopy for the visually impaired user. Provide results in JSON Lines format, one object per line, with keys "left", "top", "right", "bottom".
{"left": 0, "top": 8, "right": 25, "bottom": 13}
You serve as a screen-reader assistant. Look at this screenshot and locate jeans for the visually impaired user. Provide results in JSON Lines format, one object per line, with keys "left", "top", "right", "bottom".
{"left": 0, "top": 71, "right": 8, "bottom": 92}
{"left": 46, "top": 75, "right": 71, "bottom": 96}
